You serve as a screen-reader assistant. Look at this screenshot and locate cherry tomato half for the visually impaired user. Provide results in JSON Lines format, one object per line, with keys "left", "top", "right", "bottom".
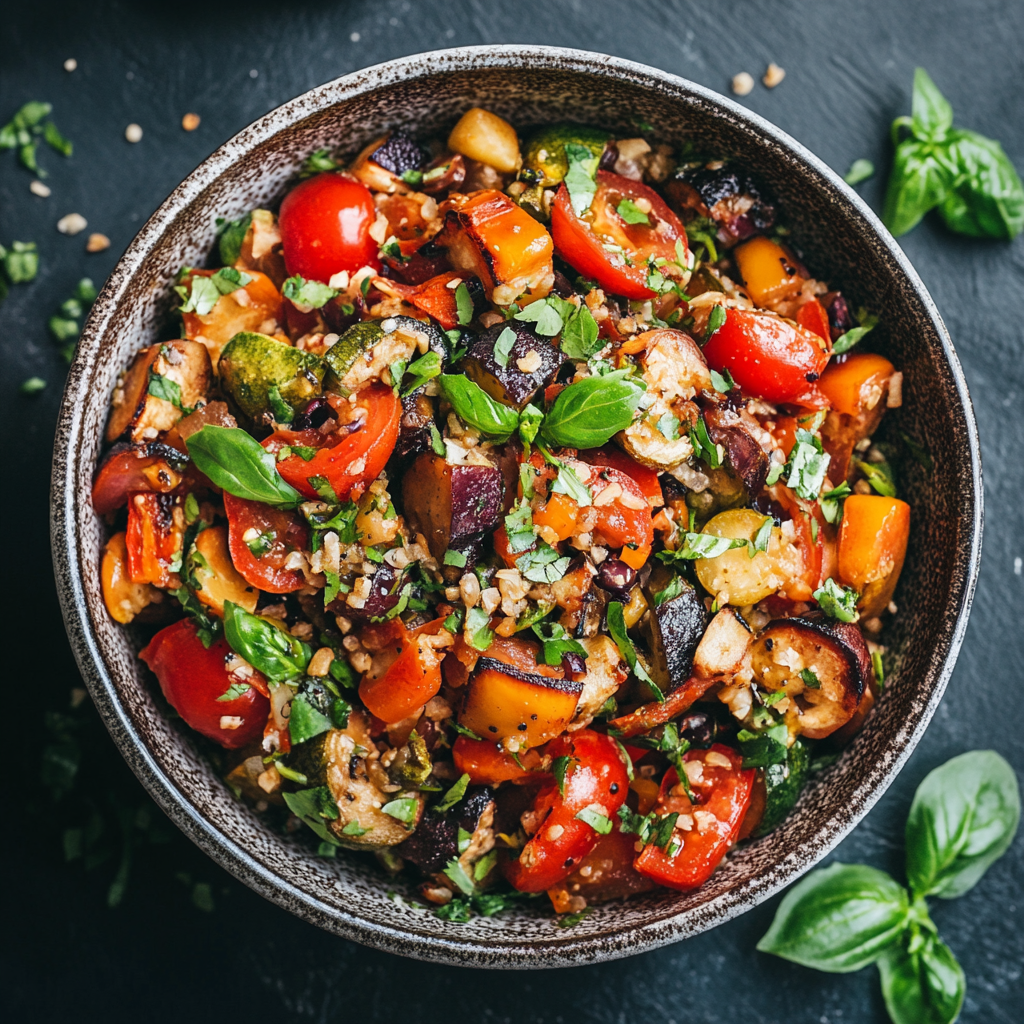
{"left": 633, "top": 744, "right": 754, "bottom": 891}
{"left": 505, "top": 729, "right": 630, "bottom": 893}
{"left": 223, "top": 492, "right": 310, "bottom": 594}
{"left": 279, "top": 172, "right": 380, "bottom": 283}
{"left": 268, "top": 385, "right": 401, "bottom": 502}
{"left": 140, "top": 619, "right": 270, "bottom": 749}
{"left": 702, "top": 308, "right": 830, "bottom": 407}
{"left": 551, "top": 170, "right": 689, "bottom": 301}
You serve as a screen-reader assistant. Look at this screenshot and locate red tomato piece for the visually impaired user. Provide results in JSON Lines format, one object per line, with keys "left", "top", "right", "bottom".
{"left": 223, "top": 492, "right": 310, "bottom": 594}
{"left": 125, "top": 493, "right": 184, "bottom": 587}
{"left": 279, "top": 173, "right": 380, "bottom": 283}
{"left": 269, "top": 385, "right": 401, "bottom": 502}
{"left": 551, "top": 171, "right": 689, "bottom": 301}
{"left": 577, "top": 445, "right": 663, "bottom": 507}
{"left": 140, "top": 619, "right": 270, "bottom": 749}
{"left": 505, "top": 730, "right": 630, "bottom": 893}
{"left": 452, "top": 736, "right": 545, "bottom": 786}
{"left": 92, "top": 444, "right": 184, "bottom": 516}
{"left": 796, "top": 297, "right": 832, "bottom": 342}
{"left": 702, "top": 308, "right": 830, "bottom": 406}
{"left": 358, "top": 619, "right": 444, "bottom": 724}
{"left": 633, "top": 745, "right": 754, "bottom": 891}
{"left": 773, "top": 484, "right": 830, "bottom": 602}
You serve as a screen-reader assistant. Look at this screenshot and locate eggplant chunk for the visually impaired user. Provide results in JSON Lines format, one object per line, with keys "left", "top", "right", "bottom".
{"left": 551, "top": 558, "right": 604, "bottom": 637}
{"left": 703, "top": 405, "right": 770, "bottom": 497}
{"left": 302, "top": 710, "right": 425, "bottom": 848}
{"left": 218, "top": 331, "right": 325, "bottom": 425}
{"left": 665, "top": 163, "right": 775, "bottom": 245}
{"left": 106, "top": 340, "right": 213, "bottom": 443}
{"left": 462, "top": 321, "right": 563, "bottom": 411}
{"left": 570, "top": 635, "right": 628, "bottom": 727}
{"left": 641, "top": 567, "right": 710, "bottom": 693}
{"left": 402, "top": 452, "right": 505, "bottom": 562}
{"left": 693, "top": 607, "right": 753, "bottom": 678}
{"left": 751, "top": 616, "right": 868, "bottom": 740}
{"left": 369, "top": 132, "right": 426, "bottom": 176}
{"left": 397, "top": 392, "right": 438, "bottom": 459}
{"left": 397, "top": 787, "right": 496, "bottom": 874}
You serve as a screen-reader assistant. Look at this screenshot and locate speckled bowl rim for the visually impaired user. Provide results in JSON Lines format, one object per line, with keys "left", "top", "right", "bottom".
{"left": 52, "top": 45, "right": 982, "bottom": 967}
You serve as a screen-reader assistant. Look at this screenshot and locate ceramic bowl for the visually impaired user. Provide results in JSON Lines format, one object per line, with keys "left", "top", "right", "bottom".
{"left": 51, "top": 45, "right": 982, "bottom": 968}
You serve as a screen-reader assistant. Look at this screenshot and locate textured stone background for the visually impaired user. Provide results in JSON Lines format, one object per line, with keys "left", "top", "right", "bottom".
{"left": 2, "top": 1, "right": 1021, "bottom": 1021}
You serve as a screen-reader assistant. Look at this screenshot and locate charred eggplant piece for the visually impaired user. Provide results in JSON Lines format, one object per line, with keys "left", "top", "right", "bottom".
{"left": 396, "top": 787, "right": 496, "bottom": 874}
{"left": 665, "top": 163, "right": 775, "bottom": 245}
{"left": 751, "top": 615, "right": 869, "bottom": 740}
{"left": 462, "top": 320, "right": 564, "bottom": 411}
{"left": 401, "top": 452, "right": 505, "bottom": 562}
{"left": 570, "top": 635, "right": 628, "bottom": 726}
{"left": 332, "top": 562, "right": 408, "bottom": 622}
{"left": 641, "top": 566, "right": 710, "bottom": 693}
{"left": 551, "top": 558, "right": 604, "bottom": 637}
{"left": 703, "top": 404, "right": 770, "bottom": 497}
{"left": 369, "top": 131, "right": 426, "bottom": 176}
{"left": 396, "top": 391, "right": 438, "bottom": 459}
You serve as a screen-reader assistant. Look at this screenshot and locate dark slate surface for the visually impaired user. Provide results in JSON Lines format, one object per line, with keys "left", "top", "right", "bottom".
{"left": 2, "top": 1, "right": 1022, "bottom": 1021}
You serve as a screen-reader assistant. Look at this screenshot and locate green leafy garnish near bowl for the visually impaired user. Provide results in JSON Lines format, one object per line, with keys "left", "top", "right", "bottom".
{"left": 758, "top": 750, "right": 1020, "bottom": 1024}
{"left": 883, "top": 68, "right": 1024, "bottom": 239}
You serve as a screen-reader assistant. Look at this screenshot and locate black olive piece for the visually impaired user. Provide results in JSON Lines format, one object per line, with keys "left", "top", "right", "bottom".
{"left": 595, "top": 558, "right": 637, "bottom": 599}
{"left": 368, "top": 131, "right": 426, "bottom": 175}
{"left": 291, "top": 396, "right": 334, "bottom": 430}
{"left": 561, "top": 651, "right": 587, "bottom": 676}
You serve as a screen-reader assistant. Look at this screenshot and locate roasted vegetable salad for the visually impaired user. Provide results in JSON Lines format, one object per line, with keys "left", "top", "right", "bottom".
{"left": 95, "top": 108, "right": 909, "bottom": 920}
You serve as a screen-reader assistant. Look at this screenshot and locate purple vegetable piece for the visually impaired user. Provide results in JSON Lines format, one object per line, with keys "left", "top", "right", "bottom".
{"left": 450, "top": 464, "right": 503, "bottom": 542}
{"left": 369, "top": 132, "right": 425, "bottom": 176}
{"left": 396, "top": 787, "right": 495, "bottom": 874}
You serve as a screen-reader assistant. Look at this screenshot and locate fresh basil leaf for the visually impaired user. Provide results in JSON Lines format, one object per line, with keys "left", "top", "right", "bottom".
{"left": 341, "top": 820, "right": 370, "bottom": 837}
{"left": 532, "top": 622, "right": 587, "bottom": 667}
{"left": 800, "top": 668, "right": 822, "bottom": 689}
{"left": 689, "top": 415, "right": 722, "bottom": 468}
{"left": 750, "top": 516, "right": 773, "bottom": 557}
{"left": 606, "top": 601, "right": 660, "bottom": 696}
{"left": 216, "top": 681, "right": 250, "bottom": 702}
{"left": 905, "top": 749, "right": 1020, "bottom": 900}
{"left": 705, "top": 304, "right": 727, "bottom": 341}
{"left": 210, "top": 266, "right": 252, "bottom": 295}
{"left": 564, "top": 142, "right": 599, "bottom": 216}
{"left": 515, "top": 540, "right": 571, "bottom": 584}
{"left": 709, "top": 367, "right": 735, "bottom": 393}
{"left": 559, "top": 303, "right": 601, "bottom": 360}
{"left": 832, "top": 309, "right": 879, "bottom": 355}
{"left": 518, "top": 403, "right": 543, "bottom": 446}
{"left": 301, "top": 148, "right": 340, "bottom": 176}
{"left": 540, "top": 370, "right": 644, "bottom": 449}
{"left": 435, "top": 773, "right": 471, "bottom": 813}
{"left": 658, "top": 532, "right": 748, "bottom": 562}
{"left": 282, "top": 275, "right": 337, "bottom": 310}
{"left": 504, "top": 500, "right": 536, "bottom": 553}
{"left": 813, "top": 578, "right": 860, "bottom": 622}
{"left": 493, "top": 326, "right": 517, "bottom": 369}
{"left": 289, "top": 693, "right": 333, "bottom": 745}
{"left": 616, "top": 198, "right": 650, "bottom": 225}
{"left": 575, "top": 805, "right": 614, "bottom": 834}
{"left": 844, "top": 159, "right": 875, "bottom": 186}
{"left": 878, "top": 931, "right": 965, "bottom": 1024}
{"left": 883, "top": 139, "right": 953, "bottom": 237}
{"left": 738, "top": 722, "right": 789, "bottom": 769}
{"left": 656, "top": 412, "right": 680, "bottom": 440}
{"left": 147, "top": 372, "right": 186, "bottom": 410}
{"left": 787, "top": 437, "right": 831, "bottom": 500}
{"left": 464, "top": 606, "right": 494, "bottom": 651}
{"left": 429, "top": 422, "right": 446, "bottom": 456}
{"left": 283, "top": 789, "right": 342, "bottom": 845}
{"left": 514, "top": 297, "right": 568, "bottom": 337}
{"left": 443, "top": 548, "right": 468, "bottom": 567}
{"left": 381, "top": 797, "right": 419, "bottom": 826}
{"left": 757, "top": 863, "right": 911, "bottom": 972}
{"left": 911, "top": 67, "right": 953, "bottom": 142}
{"left": 217, "top": 212, "right": 252, "bottom": 266}
{"left": 186, "top": 425, "right": 302, "bottom": 508}
{"left": 223, "top": 602, "right": 311, "bottom": 681}
{"left": 454, "top": 282, "right": 473, "bottom": 325}
{"left": 180, "top": 275, "right": 221, "bottom": 315}
{"left": 938, "top": 129, "right": 1024, "bottom": 240}
{"left": 438, "top": 375, "right": 519, "bottom": 439}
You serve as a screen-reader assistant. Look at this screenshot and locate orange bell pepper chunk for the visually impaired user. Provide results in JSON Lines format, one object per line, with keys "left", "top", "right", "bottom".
{"left": 452, "top": 735, "right": 545, "bottom": 785}
{"left": 533, "top": 492, "right": 579, "bottom": 542}
{"left": 819, "top": 352, "right": 895, "bottom": 417}
{"left": 358, "top": 620, "right": 444, "bottom": 724}
{"left": 619, "top": 541, "right": 651, "bottom": 570}
{"left": 734, "top": 235, "right": 804, "bottom": 306}
{"left": 837, "top": 494, "right": 910, "bottom": 618}
{"left": 125, "top": 493, "right": 183, "bottom": 588}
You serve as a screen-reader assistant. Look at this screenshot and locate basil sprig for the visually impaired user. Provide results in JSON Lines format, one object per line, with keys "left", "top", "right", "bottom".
{"left": 759, "top": 749, "right": 1019, "bottom": 1024}
{"left": 540, "top": 370, "right": 645, "bottom": 449}
{"left": 223, "top": 601, "right": 311, "bottom": 681}
{"left": 437, "top": 375, "right": 519, "bottom": 439}
{"left": 883, "top": 68, "right": 1023, "bottom": 239}
{"left": 186, "top": 425, "right": 302, "bottom": 509}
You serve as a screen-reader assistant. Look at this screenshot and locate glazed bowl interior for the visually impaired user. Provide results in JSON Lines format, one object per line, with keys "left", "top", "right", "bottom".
{"left": 52, "top": 46, "right": 981, "bottom": 967}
